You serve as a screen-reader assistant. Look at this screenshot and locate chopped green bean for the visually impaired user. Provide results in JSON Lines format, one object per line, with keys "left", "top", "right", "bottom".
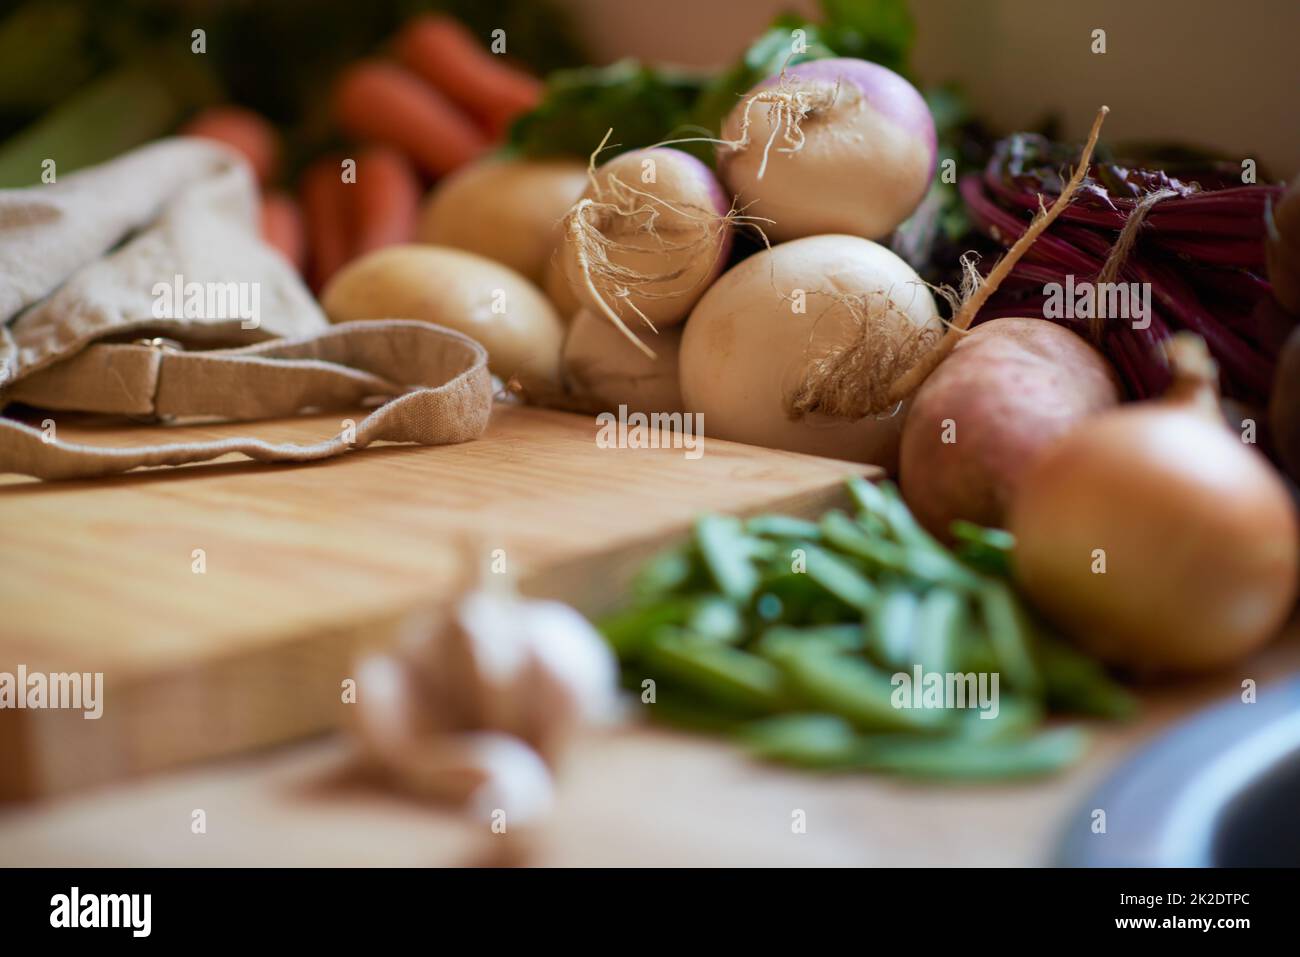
{"left": 643, "top": 632, "right": 786, "bottom": 713}
{"left": 741, "top": 713, "right": 861, "bottom": 767}
{"left": 746, "top": 514, "right": 823, "bottom": 540}
{"left": 755, "top": 623, "right": 867, "bottom": 659}
{"left": 753, "top": 572, "right": 847, "bottom": 625}
{"left": 821, "top": 511, "right": 912, "bottom": 570}
{"left": 641, "top": 693, "right": 753, "bottom": 734}
{"left": 875, "top": 482, "right": 938, "bottom": 548}
{"left": 753, "top": 591, "right": 784, "bottom": 621}
{"left": 914, "top": 587, "right": 966, "bottom": 675}
{"left": 597, "top": 478, "right": 1133, "bottom": 781}
{"left": 847, "top": 476, "right": 891, "bottom": 518}
{"left": 851, "top": 727, "right": 1089, "bottom": 779}
{"left": 687, "top": 595, "right": 746, "bottom": 644}
{"left": 598, "top": 598, "right": 693, "bottom": 657}
{"left": 797, "top": 543, "right": 877, "bottom": 610}
{"left": 956, "top": 626, "right": 1000, "bottom": 675}
{"left": 951, "top": 521, "right": 1016, "bottom": 577}
{"left": 1037, "top": 636, "right": 1137, "bottom": 719}
{"left": 978, "top": 580, "right": 1043, "bottom": 694}
{"left": 695, "top": 515, "right": 760, "bottom": 603}
{"left": 834, "top": 499, "right": 983, "bottom": 590}
{"left": 631, "top": 545, "right": 698, "bottom": 600}
{"left": 869, "top": 586, "right": 920, "bottom": 669}
{"left": 776, "top": 647, "right": 947, "bottom": 732}
{"left": 957, "top": 695, "right": 1043, "bottom": 741}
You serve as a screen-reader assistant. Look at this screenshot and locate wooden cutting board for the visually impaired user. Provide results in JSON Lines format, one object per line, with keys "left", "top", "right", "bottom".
{"left": 0, "top": 403, "right": 869, "bottom": 800}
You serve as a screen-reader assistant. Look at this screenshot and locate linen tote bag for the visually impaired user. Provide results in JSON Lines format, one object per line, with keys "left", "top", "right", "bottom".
{"left": 0, "top": 138, "right": 491, "bottom": 480}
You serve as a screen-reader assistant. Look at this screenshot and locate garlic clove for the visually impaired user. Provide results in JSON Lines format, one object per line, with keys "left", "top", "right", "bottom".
{"left": 354, "top": 587, "right": 621, "bottom": 820}
{"left": 521, "top": 600, "right": 622, "bottom": 726}
{"left": 460, "top": 732, "right": 555, "bottom": 827}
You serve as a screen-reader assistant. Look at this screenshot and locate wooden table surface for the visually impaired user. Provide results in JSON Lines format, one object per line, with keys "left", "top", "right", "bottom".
{"left": 1, "top": 631, "right": 1296, "bottom": 867}
{"left": 2, "top": 401, "right": 1296, "bottom": 865}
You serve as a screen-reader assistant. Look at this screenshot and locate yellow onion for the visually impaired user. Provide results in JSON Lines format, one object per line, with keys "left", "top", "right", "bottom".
{"left": 1010, "top": 334, "right": 1299, "bottom": 673}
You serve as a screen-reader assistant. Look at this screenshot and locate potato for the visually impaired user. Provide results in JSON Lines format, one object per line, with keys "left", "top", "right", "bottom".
{"left": 322, "top": 244, "right": 564, "bottom": 387}
{"left": 562, "top": 309, "right": 684, "bottom": 414}
{"left": 416, "top": 158, "right": 588, "bottom": 286}
{"left": 899, "top": 318, "right": 1120, "bottom": 538}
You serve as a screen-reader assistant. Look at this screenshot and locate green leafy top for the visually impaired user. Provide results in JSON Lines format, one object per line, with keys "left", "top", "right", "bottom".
{"left": 506, "top": 0, "right": 915, "bottom": 163}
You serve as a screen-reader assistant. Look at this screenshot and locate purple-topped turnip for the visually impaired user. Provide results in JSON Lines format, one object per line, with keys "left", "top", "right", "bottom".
{"left": 718, "top": 57, "right": 936, "bottom": 243}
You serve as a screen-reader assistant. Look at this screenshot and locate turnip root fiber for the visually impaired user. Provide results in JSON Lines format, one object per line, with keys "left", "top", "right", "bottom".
{"left": 786, "top": 281, "right": 952, "bottom": 422}
{"left": 559, "top": 141, "right": 736, "bottom": 358}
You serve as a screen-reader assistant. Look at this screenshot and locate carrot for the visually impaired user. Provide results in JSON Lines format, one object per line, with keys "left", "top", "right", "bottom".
{"left": 182, "top": 105, "right": 280, "bottom": 186}
{"left": 395, "top": 15, "right": 542, "bottom": 138}
{"left": 260, "top": 191, "right": 307, "bottom": 274}
{"left": 353, "top": 146, "right": 420, "bottom": 255}
{"left": 300, "top": 156, "right": 354, "bottom": 292}
{"left": 334, "top": 60, "right": 486, "bottom": 177}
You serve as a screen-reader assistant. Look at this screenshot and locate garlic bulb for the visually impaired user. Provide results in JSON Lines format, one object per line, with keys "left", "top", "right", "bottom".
{"left": 353, "top": 585, "right": 620, "bottom": 825}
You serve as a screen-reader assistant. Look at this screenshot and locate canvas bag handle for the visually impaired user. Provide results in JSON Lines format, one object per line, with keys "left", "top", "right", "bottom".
{"left": 0, "top": 319, "right": 492, "bottom": 480}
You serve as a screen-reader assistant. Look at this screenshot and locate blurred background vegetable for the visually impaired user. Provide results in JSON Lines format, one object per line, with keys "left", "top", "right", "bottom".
{"left": 333, "top": 60, "right": 488, "bottom": 177}
{"left": 416, "top": 158, "right": 588, "bottom": 286}
{"left": 1273, "top": 327, "right": 1300, "bottom": 483}
{"left": 395, "top": 14, "right": 543, "bottom": 137}
{"left": 181, "top": 105, "right": 281, "bottom": 186}
{"left": 508, "top": 0, "right": 916, "bottom": 164}
{"left": 300, "top": 154, "right": 354, "bottom": 290}
{"left": 0, "top": 0, "right": 579, "bottom": 289}
{"left": 259, "top": 190, "right": 307, "bottom": 271}
{"left": 0, "top": 64, "right": 213, "bottom": 187}
{"left": 0, "top": 0, "right": 581, "bottom": 182}
{"left": 352, "top": 146, "right": 421, "bottom": 255}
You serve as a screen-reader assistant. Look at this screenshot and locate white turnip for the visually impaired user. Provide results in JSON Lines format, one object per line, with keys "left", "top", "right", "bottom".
{"left": 717, "top": 58, "right": 936, "bottom": 242}
{"left": 558, "top": 145, "right": 734, "bottom": 356}
{"left": 678, "top": 107, "right": 1109, "bottom": 472}
{"left": 679, "top": 234, "right": 941, "bottom": 467}
{"left": 562, "top": 308, "right": 684, "bottom": 414}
